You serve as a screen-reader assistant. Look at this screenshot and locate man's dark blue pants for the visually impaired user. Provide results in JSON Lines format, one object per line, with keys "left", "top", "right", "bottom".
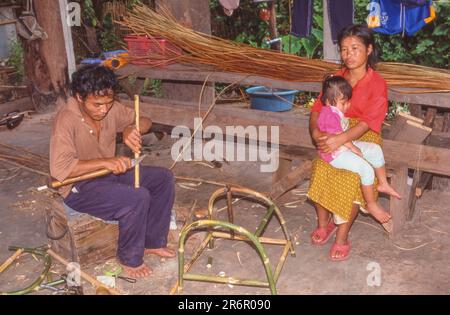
{"left": 64, "top": 166, "right": 175, "bottom": 268}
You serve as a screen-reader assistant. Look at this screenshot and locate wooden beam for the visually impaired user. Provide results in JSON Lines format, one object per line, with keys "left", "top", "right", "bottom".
{"left": 116, "top": 64, "right": 450, "bottom": 108}
{"left": 120, "top": 98, "right": 450, "bottom": 177}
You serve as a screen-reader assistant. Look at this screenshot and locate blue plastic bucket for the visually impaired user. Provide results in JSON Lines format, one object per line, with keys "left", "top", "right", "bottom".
{"left": 245, "top": 86, "right": 298, "bottom": 112}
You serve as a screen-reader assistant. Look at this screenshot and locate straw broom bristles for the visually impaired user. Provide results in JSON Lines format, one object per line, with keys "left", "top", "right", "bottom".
{"left": 118, "top": 4, "right": 450, "bottom": 92}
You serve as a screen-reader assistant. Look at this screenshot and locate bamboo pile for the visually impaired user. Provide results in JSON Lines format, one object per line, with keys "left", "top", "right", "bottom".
{"left": 0, "top": 142, "right": 49, "bottom": 176}
{"left": 119, "top": 4, "right": 450, "bottom": 92}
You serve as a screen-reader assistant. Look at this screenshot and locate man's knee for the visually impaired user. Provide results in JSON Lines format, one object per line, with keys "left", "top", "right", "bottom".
{"left": 134, "top": 187, "right": 151, "bottom": 206}
{"left": 162, "top": 168, "right": 175, "bottom": 187}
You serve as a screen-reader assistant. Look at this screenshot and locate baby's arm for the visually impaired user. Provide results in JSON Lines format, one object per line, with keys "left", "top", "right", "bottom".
{"left": 343, "top": 142, "right": 363, "bottom": 157}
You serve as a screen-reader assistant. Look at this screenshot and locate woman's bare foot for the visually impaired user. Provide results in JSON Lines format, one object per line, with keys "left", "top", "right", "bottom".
{"left": 144, "top": 247, "right": 176, "bottom": 258}
{"left": 119, "top": 262, "right": 152, "bottom": 278}
{"left": 377, "top": 183, "right": 401, "bottom": 199}
{"left": 366, "top": 202, "right": 391, "bottom": 223}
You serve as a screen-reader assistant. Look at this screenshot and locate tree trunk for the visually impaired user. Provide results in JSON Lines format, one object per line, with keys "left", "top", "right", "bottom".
{"left": 23, "top": 0, "right": 69, "bottom": 113}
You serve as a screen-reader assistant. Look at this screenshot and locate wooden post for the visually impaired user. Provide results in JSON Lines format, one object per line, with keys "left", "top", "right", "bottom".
{"left": 24, "top": 0, "right": 70, "bottom": 112}
{"left": 58, "top": 0, "right": 76, "bottom": 80}
{"left": 389, "top": 166, "right": 410, "bottom": 238}
{"left": 155, "top": 0, "right": 214, "bottom": 108}
{"left": 268, "top": 1, "right": 280, "bottom": 51}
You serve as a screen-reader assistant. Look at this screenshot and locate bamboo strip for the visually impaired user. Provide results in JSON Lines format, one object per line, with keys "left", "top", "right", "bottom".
{"left": 118, "top": 5, "right": 450, "bottom": 92}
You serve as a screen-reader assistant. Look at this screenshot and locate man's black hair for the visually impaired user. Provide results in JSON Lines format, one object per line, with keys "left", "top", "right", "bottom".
{"left": 70, "top": 65, "right": 118, "bottom": 100}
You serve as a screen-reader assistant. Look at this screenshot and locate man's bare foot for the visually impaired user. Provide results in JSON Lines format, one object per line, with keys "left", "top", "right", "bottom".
{"left": 366, "top": 202, "right": 391, "bottom": 223}
{"left": 377, "top": 183, "right": 401, "bottom": 199}
{"left": 119, "top": 262, "right": 152, "bottom": 278}
{"left": 144, "top": 247, "right": 176, "bottom": 258}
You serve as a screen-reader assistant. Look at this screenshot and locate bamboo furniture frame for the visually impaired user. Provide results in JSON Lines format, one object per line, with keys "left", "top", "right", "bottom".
{"left": 176, "top": 186, "right": 295, "bottom": 295}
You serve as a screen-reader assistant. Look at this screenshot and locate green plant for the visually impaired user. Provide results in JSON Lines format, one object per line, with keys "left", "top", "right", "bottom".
{"left": 99, "top": 12, "right": 120, "bottom": 51}
{"left": 140, "top": 78, "right": 163, "bottom": 98}
{"left": 386, "top": 101, "right": 410, "bottom": 120}
{"left": 281, "top": 1, "right": 323, "bottom": 58}
{"left": 7, "top": 39, "right": 24, "bottom": 82}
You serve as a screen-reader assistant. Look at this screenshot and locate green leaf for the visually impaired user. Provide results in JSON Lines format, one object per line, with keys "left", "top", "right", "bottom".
{"left": 281, "top": 35, "right": 301, "bottom": 54}
{"left": 313, "top": 15, "right": 323, "bottom": 29}
{"left": 432, "top": 24, "right": 449, "bottom": 36}
{"left": 311, "top": 28, "right": 323, "bottom": 42}
{"left": 413, "top": 39, "right": 435, "bottom": 54}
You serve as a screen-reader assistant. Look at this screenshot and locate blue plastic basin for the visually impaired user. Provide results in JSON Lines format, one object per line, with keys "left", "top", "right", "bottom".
{"left": 245, "top": 86, "right": 298, "bottom": 112}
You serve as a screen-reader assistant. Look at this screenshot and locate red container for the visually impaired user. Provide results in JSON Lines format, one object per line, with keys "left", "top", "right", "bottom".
{"left": 124, "top": 35, "right": 182, "bottom": 66}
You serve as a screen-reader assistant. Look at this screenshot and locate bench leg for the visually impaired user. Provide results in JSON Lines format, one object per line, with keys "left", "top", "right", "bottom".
{"left": 389, "top": 166, "right": 410, "bottom": 238}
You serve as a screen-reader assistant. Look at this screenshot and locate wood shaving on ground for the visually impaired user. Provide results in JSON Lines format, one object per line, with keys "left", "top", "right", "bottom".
{"left": 422, "top": 222, "right": 448, "bottom": 235}
{"left": 392, "top": 240, "right": 436, "bottom": 251}
{"left": 177, "top": 183, "right": 198, "bottom": 190}
{"left": 283, "top": 199, "right": 306, "bottom": 207}
{"left": 216, "top": 198, "right": 242, "bottom": 213}
{"left": 236, "top": 251, "right": 243, "bottom": 267}
{"left": 355, "top": 219, "right": 386, "bottom": 233}
{"left": 177, "top": 181, "right": 202, "bottom": 187}
{"left": 193, "top": 161, "right": 215, "bottom": 169}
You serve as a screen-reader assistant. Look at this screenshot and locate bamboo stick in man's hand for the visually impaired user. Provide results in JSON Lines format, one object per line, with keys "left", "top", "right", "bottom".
{"left": 134, "top": 95, "right": 140, "bottom": 189}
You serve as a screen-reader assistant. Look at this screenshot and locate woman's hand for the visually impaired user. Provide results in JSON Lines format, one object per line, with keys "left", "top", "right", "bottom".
{"left": 123, "top": 125, "right": 142, "bottom": 154}
{"left": 312, "top": 128, "right": 332, "bottom": 151}
{"left": 321, "top": 134, "right": 346, "bottom": 153}
{"left": 104, "top": 156, "right": 131, "bottom": 175}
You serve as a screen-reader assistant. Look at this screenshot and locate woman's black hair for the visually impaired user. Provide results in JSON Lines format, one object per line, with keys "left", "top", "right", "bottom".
{"left": 337, "top": 24, "right": 379, "bottom": 69}
{"left": 320, "top": 74, "right": 352, "bottom": 106}
{"left": 70, "top": 65, "right": 118, "bottom": 100}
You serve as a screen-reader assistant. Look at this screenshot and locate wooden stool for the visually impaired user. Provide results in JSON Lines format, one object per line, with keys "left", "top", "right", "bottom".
{"left": 45, "top": 198, "right": 119, "bottom": 268}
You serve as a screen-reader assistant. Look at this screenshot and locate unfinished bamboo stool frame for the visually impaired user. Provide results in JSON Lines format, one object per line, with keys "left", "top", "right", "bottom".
{"left": 177, "top": 186, "right": 296, "bottom": 295}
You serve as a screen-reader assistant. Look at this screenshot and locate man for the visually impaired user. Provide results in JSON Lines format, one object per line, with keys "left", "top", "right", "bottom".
{"left": 50, "top": 65, "right": 175, "bottom": 278}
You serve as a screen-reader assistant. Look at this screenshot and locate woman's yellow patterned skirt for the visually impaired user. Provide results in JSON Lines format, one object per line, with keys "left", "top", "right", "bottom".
{"left": 308, "top": 119, "right": 382, "bottom": 221}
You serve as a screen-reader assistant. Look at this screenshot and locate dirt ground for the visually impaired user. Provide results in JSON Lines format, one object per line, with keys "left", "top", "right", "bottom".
{"left": 1, "top": 111, "right": 450, "bottom": 295}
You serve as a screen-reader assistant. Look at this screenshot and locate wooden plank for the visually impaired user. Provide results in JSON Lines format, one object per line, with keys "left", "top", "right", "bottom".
{"left": 0, "top": 18, "right": 17, "bottom": 26}
{"left": 120, "top": 97, "right": 450, "bottom": 177}
{"left": 389, "top": 167, "right": 410, "bottom": 238}
{"left": 116, "top": 64, "right": 450, "bottom": 108}
{"left": 387, "top": 112, "right": 431, "bottom": 143}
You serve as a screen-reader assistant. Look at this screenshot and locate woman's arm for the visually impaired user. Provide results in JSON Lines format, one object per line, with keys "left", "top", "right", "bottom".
{"left": 320, "top": 121, "right": 370, "bottom": 154}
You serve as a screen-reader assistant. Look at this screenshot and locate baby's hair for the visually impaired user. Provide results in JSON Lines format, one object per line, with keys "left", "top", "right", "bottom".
{"left": 320, "top": 74, "right": 352, "bottom": 106}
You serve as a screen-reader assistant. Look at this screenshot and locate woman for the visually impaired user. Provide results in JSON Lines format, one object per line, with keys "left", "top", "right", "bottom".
{"left": 308, "top": 24, "right": 388, "bottom": 261}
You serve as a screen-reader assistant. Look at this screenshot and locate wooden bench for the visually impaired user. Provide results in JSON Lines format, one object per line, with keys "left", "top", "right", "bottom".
{"left": 45, "top": 198, "right": 119, "bottom": 268}
{"left": 271, "top": 112, "right": 433, "bottom": 238}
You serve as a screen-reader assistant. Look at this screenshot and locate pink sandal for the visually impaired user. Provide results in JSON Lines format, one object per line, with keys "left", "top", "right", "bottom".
{"left": 310, "top": 221, "right": 337, "bottom": 246}
{"left": 329, "top": 241, "right": 351, "bottom": 262}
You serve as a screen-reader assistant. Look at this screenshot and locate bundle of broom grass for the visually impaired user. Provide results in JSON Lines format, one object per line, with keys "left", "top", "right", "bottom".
{"left": 118, "top": 4, "right": 450, "bottom": 93}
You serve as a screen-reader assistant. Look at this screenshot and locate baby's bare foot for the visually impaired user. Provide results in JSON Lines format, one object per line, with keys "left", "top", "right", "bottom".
{"left": 377, "top": 183, "right": 401, "bottom": 199}
{"left": 366, "top": 202, "right": 391, "bottom": 223}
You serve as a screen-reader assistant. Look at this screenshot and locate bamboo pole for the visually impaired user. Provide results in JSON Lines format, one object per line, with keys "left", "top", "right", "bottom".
{"left": 134, "top": 95, "right": 140, "bottom": 189}
{"left": 0, "top": 249, "right": 24, "bottom": 274}
{"left": 47, "top": 249, "right": 122, "bottom": 295}
{"left": 49, "top": 169, "right": 111, "bottom": 188}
